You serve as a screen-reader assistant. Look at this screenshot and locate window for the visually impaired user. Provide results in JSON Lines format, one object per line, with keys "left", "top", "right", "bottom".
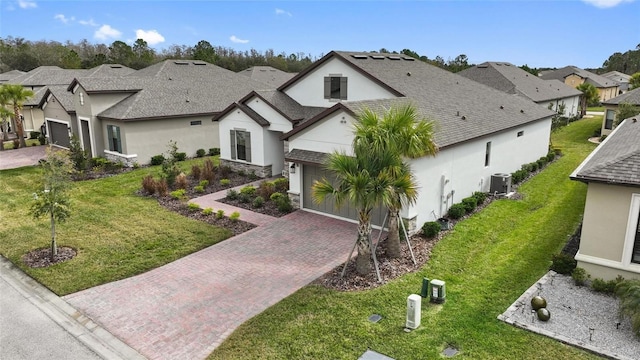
{"left": 632, "top": 206, "right": 640, "bottom": 264}
{"left": 230, "top": 130, "right": 251, "bottom": 162}
{"left": 190, "top": 120, "right": 202, "bottom": 126}
{"left": 324, "top": 76, "right": 347, "bottom": 100}
{"left": 79, "top": 92, "right": 84, "bottom": 106}
{"left": 107, "top": 125, "right": 122, "bottom": 153}
{"left": 604, "top": 109, "right": 615, "bottom": 130}
{"left": 517, "top": 131, "right": 524, "bottom": 137}
{"left": 484, "top": 141, "right": 491, "bottom": 167}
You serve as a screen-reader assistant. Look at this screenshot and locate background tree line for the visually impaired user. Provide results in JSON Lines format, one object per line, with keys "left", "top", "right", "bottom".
{"left": 1, "top": 36, "right": 638, "bottom": 76}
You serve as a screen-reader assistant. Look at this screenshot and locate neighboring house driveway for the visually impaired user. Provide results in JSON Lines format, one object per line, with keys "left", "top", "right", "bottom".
{"left": 64, "top": 193, "right": 372, "bottom": 360}
{"left": 0, "top": 145, "right": 47, "bottom": 170}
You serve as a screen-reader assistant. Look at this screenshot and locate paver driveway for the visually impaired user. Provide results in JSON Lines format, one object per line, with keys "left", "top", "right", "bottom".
{"left": 64, "top": 210, "right": 369, "bottom": 360}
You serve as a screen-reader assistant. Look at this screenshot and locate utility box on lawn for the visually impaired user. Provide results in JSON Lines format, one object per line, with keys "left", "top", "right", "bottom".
{"left": 430, "top": 279, "right": 446, "bottom": 304}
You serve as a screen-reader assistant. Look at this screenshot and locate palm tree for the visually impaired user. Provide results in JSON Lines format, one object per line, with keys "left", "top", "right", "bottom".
{"left": 0, "top": 86, "right": 12, "bottom": 144}
{"left": 2, "top": 84, "right": 34, "bottom": 148}
{"left": 576, "top": 83, "right": 599, "bottom": 117}
{"left": 312, "top": 149, "right": 399, "bottom": 275}
{"left": 353, "top": 104, "right": 438, "bottom": 258}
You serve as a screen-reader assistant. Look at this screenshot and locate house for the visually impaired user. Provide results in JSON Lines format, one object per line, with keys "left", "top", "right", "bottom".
{"left": 239, "top": 66, "right": 296, "bottom": 88}
{"left": 459, "top": 62, "right": 581, "bottom": 118}
{"left": 217, "top": 51, "right": 555, "bottom": 230}
{"left": 570, "top": 117, "right": 640, "bottom": 280}
{"left": 601, "top": 87, "right": 640, "bottom": 136}
{"left": 0, "top": 69, "right": 25, "bottom": 83}
{"left": 540, "top": 66, "right": 619, "bottom": 103}
{"left": 601, "top": 71, "right": 631, "bottom": 94}
{"left": 68, "top": 60, "right": 275, "bottom": 165}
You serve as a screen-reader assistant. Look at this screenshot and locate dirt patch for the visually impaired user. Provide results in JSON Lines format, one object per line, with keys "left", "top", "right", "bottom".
{"left": 22, "top": 246, "right": 77, "bottom": 268}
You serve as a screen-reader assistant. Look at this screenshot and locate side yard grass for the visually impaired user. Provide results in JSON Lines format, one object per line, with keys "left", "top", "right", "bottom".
{"left": 0, "top": 156, "right": 231, "bottom": 295}
{"left": 208, "top": 118, "right": 603, "bottom": 359}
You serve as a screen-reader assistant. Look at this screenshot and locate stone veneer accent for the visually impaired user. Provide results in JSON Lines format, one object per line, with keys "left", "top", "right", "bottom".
{"left": 219, "top": 159, "right": 272, "bottom": 178}
{"left": 288, "top": 192, "right": 300, "bottom": 209}
{"left": 103, "top": 150, "right": 138, "bottom": 168}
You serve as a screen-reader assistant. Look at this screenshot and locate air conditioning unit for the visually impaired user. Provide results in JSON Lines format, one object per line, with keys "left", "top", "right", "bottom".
{"left": 406, "top": 294, "right": 421, "bottom": 329}
{"left": 490, "top": 173, "right": 512, "bottom": 194}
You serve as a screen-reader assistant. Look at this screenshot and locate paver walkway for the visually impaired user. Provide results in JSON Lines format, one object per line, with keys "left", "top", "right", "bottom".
{"left": 0, "top": 145, "right": 47, "bottom": 170}
{"left": 65, "top": 209, "right": 372, "bottom": 360}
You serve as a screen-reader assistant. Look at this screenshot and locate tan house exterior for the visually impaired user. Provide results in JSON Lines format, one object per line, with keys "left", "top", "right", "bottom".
{"left": 541, "top": 66, "right": 619, "bottom": 103}
{"left": 570, "top": 117, "right": 640, "bottom": 280}
{"left": 601, "top": 87, "right": 640, "bottom": 136}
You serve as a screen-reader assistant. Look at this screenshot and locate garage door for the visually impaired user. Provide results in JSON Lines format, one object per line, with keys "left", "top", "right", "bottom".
{"left": 48, "top": 121, "right": 70, "bottom": 148}
{"left": 302, "top": 164, "right": 386, "bottom": 226}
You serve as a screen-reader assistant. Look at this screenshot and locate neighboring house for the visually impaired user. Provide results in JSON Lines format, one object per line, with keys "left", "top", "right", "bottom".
{"left": 601, "top": 71, "right": 631, "bottom": 94}
{"left": 570, "top": 117, "right": 640, "bottom": 281}
{"left": 601, "top": 87, "right": 640, "bottom": 136}
{"left": 68, "top": 60, "right": 274, "bottom": 165}
{"left": 239, "top": 66, "right": 297, "bottom": 88}
{"left": 217, "top": 51, "right": 555, "bottom": 230}
{"left": 459, "top": 62, "right": 581, "bottom": 118}
{"left": 0, "top": 69, "right": 25, "bottom": 83}
{"left": 6, "top": 65, "right": 134, "bottom": 138}
{"left": 540, "top": 66, "right": 619, "bottom": 103}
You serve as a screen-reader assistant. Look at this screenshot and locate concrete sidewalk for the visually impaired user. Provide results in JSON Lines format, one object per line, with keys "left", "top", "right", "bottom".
{"left": 0, "top": 256, "right": 145, "bottom": 360}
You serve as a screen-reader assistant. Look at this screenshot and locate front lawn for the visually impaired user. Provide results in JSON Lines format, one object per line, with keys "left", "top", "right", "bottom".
{"left": 0, "top": 157, "right": 233, "bottom": 295}
{"left": 208, "top": 118, "right": 603, "bottom": 359}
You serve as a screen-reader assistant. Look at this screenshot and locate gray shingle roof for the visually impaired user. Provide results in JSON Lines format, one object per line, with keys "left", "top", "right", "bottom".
{"left": 45, "top": 85, "right": 77, "bottom": 112}
{"left": 9, "top": 65, "right": 133, "bottom": 86}
{"left": 284, "top": 148, "right": 328, "bottom": 165}
{"left": 308, "top": 51, "right": 556, "bottom": 148}
{"left": 602, "top": 87, "right": 640, "bottom": 105}
{"left": 23, "top": 86, "right": 48, "bottom": 106}
{"left": 239, "top": 66, "right": 297, "bottom": 88}
{"left": 571, "top": 117, "right": 640, "bottom": 186}
{"left": 0, "top": 69, "right": 26, "bottom": 83}
{"left": 459, "top": 62, "right": 581, "bottom": 103}
{"left": 539, "top": 66, "right": 618, "bottom": 88}
{"left": 254, "top": 90, "right": 325, "bottom": 122}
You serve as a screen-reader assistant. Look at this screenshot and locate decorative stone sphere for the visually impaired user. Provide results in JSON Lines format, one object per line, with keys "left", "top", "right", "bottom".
{"left": 531, "top": 296, "right": 547, "bottom": 310}
{"left": 537, "top": 308, "right": 551, "bottom": 321}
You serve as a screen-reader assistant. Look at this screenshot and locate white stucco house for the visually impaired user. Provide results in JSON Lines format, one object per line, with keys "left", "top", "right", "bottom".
{"left": 215, "top": 51, "right": 555, "bottom": 231}
{"left": 459, "top": 62, "right": 581, "bottom": 118}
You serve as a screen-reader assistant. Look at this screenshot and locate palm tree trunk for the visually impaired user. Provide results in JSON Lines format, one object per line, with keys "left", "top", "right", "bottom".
{"left": 355, "top": 214, "right": 372, "bottom": 275}
{"left": 386, "top": 208, "right": 401, "bottom": 258}
{"left": 50, "top": 211, "right": 57, "bottom": 261}
{"left": 14, "top": 107, "right": 26, "bottom": 148}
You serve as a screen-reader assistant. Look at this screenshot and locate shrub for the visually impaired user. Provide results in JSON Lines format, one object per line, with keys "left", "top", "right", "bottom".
{"left": 199, "top": 179, "right": 209, "bottom": 188}
{"left": 220, "top": 178, "right": 231, "bottom": 186}
{"left": 230, "top": 211, "right": 241, "bottom": 222}
{"left": 599, "top": 134, "right": 608, "bottom": 142}
{"left": 226, "top": 189, "right": 238, "bottom": 200}
{"left": 175, "top": 152, "right": 187, "bottom": 162}
{"left": 219, "top": 165, "right": 232, "bottom": 178}
{"left": 571, "top": 267, "right": 589, "bottom": 286}
{"left": 275, "top": 195, "right": 293, "bottom": 213}
{"left": 209, "top": 148, "right": 220, "bottom": 156}
{"left": 12, "top": 139, "right": 19, "bottom": 149}
{"left": 591, "top": 278, "right": 617, "bottom": 294}
{"left": 238, "top": 170, "right": 246, "bottom": 177}
{"left": 616, "top": 280, "right": 640, "bottom": 336}
{"left": 38, "top": 132, "right": 46, "bottom": 145}
{"left": 422, "top": 221, "right": 440, "bottom": 238}
{"left": 216, "top": 209, "right": 225, "bottom": 219}
{"left": 257, "top": 181, "right": 276, "bottom": 199}
{"left": 248, "top": 170, "right": 259, "bottom": 181}
{"left": 194, "top": 185, "right": 204, "bottom": 193}
{"left": 536, "top": 158, "right": 547, "bottom": 169}
{"left": 546, "top": 150, "right": 556, "bottom": 163}
{"left": 132, "top": 162, "right": 140, "bottom": 169}
{"left": 270, "top": 192, "right": 285, "bottom": 202}
{"left": 240, "top": 185, "right": 256, "bottom": 196}
{"left": 155, "top": 179, "right": 169, "bottom": 196}
{"left": 238, "top": 193, "right": 251, "bottom": 203}
{"left": 175, "top": 172, "right": 188, "bottom": 190}
{"left": 472, "top": 191, "right": 488, "bottom": 204}
{"left": 29, "top": 131, "right": 40, "bottom": 140}
{"left": 202, "top": 207, "right": 213, "bottom": 216}
{"left": 447, "top": 203, "right": 466, "bottom": 219}
{"left": 273, "top": 178, "right": 289, "bottom": 192}
{"left": 187, "top": 202, "right": 201, "bottom": 211}
{"left": 196, "top": 149, "right": 206, "bottom": 158}
{"left": 201, "top": 159, "right": 216, "bottom": 182}
{"left": 461, "top": 197, "right": 477, "bottom": 213}
{"left": 511, "top": 169, "right": 528, "bottom": 185}
{"left": 170, "top": 189, "right": 186, "bottom": 200}
{"left": 69, "top": 134, "right": 88, "bottom": 171}
{"left": 191, "top": 164, "right": 202, "bottom": 180}
{"left": 151, "top": 154, "right": 165, "bottom": 166}
{"left": 253, "top": 196, "right": 265, "bottom": 208}
{"left": 142, "top": 175, "right": 156, "bottom": 195}
{"left": 550, "top": 253, "right": 577, "bottom": 275}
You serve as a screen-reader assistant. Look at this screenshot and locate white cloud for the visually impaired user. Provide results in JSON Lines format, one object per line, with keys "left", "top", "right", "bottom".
{"left": 275, "top": 8, "right": 292, "bottom": 17}
{"left": 54, "top": 14, "right": 74, "bottom": 24}
{"left": 135, "top": 29, "right": 165, "bottom": 45}
{"left": 581, "top": 0, "right": 635, "bottom": 8}
{"left": 18, "top": 0, "right": 37, "bottom": 9}
{"left": 94, "top": 24, "right": 122, "bottom": 40}
{"left": 79, "top": 18, "right": 98, "bottom": 27}
{"left": 230, "top": 35, "right": 249, "bottom": 44}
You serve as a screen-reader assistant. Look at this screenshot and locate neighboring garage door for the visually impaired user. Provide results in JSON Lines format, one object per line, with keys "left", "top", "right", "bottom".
{"left": 302, "top": 164, "right": 386, "bottom": 226}
{"left": 48, "top": 121, "right": 70, "bottom": 148}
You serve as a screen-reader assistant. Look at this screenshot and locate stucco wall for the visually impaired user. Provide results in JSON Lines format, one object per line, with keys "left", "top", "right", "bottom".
{"left": 245, "top": 97, "right": 293, "bottom": 133}
{"left": 284, "top": 57, "right": 397, "bottom": 107}
{"left": 564, "top": 74, "right": 585, "bottom": 88}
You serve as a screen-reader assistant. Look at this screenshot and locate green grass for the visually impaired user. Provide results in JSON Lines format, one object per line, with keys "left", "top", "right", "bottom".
{"left": 587, "top": 106, "right": 604, "bottom": 112}
{"left": 0, "top": 156, "right": 229, "bottom": 295}
{"left": 2, "top": 138, "right": 41, "bottom": 149}
{"left": 208, "top": 118, "right": 603, "bottom": 359}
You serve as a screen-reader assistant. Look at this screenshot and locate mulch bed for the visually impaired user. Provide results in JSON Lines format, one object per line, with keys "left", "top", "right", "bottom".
{"left": 22, "top": 246, "right": 77, "bottom": 268}
{"left": 216, "top": 197, "right": 292, "bottom": 218}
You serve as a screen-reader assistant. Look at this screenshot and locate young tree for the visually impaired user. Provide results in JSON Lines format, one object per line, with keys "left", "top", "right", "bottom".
{"left": 1, "top": 84, "right": 34, "bottom": 148}
{"left": 615, "top": 102, "right": 640, "bottom": 127}
{"left": 353, "top": 105, "right": 438, "bottom": 258}
{"left": 30, "top": 147, "right": 73, "bottom": 261}
{"left": 576, "top": 83, "right": 599, "bottom": 116}
{"left": 629, "top": 72, "right": 640, "bottom": 90}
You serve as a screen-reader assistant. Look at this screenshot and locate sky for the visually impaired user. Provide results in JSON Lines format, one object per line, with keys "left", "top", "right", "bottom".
{"left": 0, "top": 0, "right": 639, "bottom": 69}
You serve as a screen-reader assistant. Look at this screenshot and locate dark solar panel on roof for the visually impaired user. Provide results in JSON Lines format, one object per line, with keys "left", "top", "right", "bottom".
{"left": 351, "top": 55, "right": 368, "bottom": 59}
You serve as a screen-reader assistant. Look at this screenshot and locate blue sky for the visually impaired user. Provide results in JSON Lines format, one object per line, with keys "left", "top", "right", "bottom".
{"left": 1, "top": 0, "right": 639, "bottom": 69}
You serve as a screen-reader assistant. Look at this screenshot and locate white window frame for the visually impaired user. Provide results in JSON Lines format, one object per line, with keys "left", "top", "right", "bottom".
{"left": 107, "top": 124, "right": 122, "bottom": 153}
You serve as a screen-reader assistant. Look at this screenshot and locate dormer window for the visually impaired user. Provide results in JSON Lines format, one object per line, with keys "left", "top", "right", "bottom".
{"left": 324, "top": 75, "right": 347, "bottom": 100}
